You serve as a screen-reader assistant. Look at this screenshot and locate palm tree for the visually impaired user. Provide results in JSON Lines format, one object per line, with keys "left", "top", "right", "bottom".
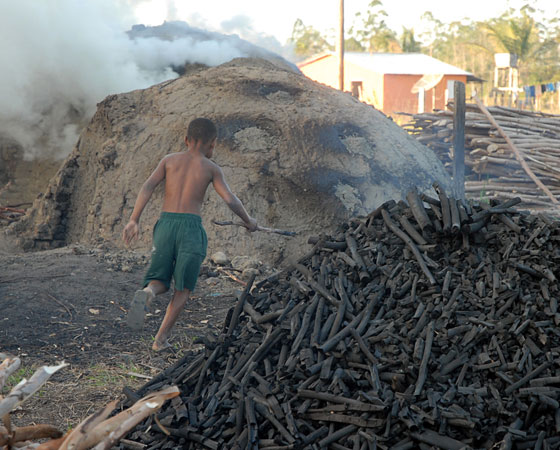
{"left": 484, "top": 5, "right": 555, "bottom": 82}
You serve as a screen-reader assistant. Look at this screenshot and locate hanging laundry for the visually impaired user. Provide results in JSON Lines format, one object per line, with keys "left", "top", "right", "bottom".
{"left": 547, "top": 83, "right": 556, "bottom": 92}
{"left": 529, "top": 85, "right": 536, "bottom": 98}
{"left": 541, "top": 84, "right": 547, "bottom": 94}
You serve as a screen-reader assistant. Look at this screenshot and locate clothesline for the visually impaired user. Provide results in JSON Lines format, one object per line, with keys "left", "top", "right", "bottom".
{"left": 523, "top": 81, "right": 560, "bottom": 98}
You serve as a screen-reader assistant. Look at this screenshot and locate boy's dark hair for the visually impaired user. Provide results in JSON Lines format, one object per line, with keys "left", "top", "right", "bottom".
{"left": 187, "top": 118, "right": 217, "bottom": 144}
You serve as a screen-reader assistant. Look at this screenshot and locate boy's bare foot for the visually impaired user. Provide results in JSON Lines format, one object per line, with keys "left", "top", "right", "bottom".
{"left": 152, "top": 339, "right": 172, "bottom": 352}
{"left": 127, "top": 289, "right": 154, "bottom": 330}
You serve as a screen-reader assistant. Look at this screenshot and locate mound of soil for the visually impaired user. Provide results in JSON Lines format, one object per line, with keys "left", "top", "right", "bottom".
{"left": 11, "top": 57, "right": 450, "bottom": 264}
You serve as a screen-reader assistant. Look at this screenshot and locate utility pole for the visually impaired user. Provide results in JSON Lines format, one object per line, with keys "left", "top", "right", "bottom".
{"left": 338, "top": 0, "right": 344, "bottom": 91}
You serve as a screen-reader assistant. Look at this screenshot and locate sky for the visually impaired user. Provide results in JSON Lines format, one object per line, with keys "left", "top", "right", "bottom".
{"left": 2, "top": 0, "right": 559, "bottom": 161}
{"left": 130, "top": 0, "right": 560, "bottom": 44}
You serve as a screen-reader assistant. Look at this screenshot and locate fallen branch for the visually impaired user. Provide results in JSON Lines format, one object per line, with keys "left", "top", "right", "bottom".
{"left": 0, "top": 356, "right": 22, "bottom": 391}
{"left": 0, "top": 362, "right": 67, "bottom": 418}
{"left": 0, "top": 424, "right": 62, "bottom": 446}
{"left": 212, "top": 220, "right": 296, "bottom": 237}
{"left": 55, "top": 386, "right": 180, "bottom": 450}
{"left": 216, "top": 267, "right": 247, "bottom": 286}
{"left": 0, "top": 206, "right": 26, "bottom": 215}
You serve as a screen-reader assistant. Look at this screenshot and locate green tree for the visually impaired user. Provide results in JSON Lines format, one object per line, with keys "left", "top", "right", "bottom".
{"left": 289, "top": 18, "right": 333, "bottom": 58}
{"left": 345, "top": 37, "right": 364, "bottom": 52}
{"left": 351, "top": 0, "right": 399, "bottom": 52}
{"left": 400, "top": 28, "right": 422, "bottom": 52}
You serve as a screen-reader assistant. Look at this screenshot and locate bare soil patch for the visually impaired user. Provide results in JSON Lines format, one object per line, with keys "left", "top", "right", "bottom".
{"left": 0, "top": 239, "right": 241, "bottom": 430}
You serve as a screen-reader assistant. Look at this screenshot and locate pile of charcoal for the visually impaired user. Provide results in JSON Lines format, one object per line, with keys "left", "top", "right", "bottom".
{"left": 121, "top": 185, "right": 560, "bottom": 450}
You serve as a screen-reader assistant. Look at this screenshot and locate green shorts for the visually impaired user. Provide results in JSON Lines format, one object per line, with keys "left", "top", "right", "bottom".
{"left": 143, "top": 212, "right": 207, "bottom": 292}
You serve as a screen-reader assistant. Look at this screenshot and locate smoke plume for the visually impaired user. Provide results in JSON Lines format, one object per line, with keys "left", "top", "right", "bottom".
{"left": 0, "top": 0, "right": 293, "bottom": 160}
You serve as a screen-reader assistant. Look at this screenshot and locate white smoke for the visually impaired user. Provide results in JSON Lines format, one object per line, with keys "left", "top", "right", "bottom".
{"left": 0, "top": 0, "right": 293, "bottom": 161}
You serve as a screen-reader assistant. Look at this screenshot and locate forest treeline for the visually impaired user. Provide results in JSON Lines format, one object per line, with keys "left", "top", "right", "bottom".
{"left": 290, "top": 1, "right": 560, "bottom": 109}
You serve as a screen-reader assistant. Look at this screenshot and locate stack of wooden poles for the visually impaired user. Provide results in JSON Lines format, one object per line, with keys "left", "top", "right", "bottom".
{"left": 401, "top": 104, "right": 560, "bottom": 216}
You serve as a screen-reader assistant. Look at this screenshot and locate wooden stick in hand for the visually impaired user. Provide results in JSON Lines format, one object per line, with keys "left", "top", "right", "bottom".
{"left": 212, "top": 220, "right": 296, "bottom": 237}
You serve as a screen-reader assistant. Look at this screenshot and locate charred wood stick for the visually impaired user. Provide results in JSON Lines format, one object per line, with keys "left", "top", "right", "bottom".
{"left": 356, "top": 292, "right": 383, "bottom": 335}
{"left": 310, "top": 297, "right": 325, "bottom": 347}
{"left": 349, "top": 327, "right": 376, "bottom": 365}
{"left": 327, "top": 280, "right": 348, "bottom": 340}
{"left": 235, "top": 387, "right": 246, "bottom": 439}
{"left": 166, "top": 427, "right": 220, "bottom": 449}
{"left": 226, "top": 273, "right": 256, "bottom": 337}
{"left": 194, "top": 346, "right": 221, "bottom": 398}
{"left": 381, "top": 209, "right": 436, "bottom": 285}
{"left": 302, "top": 412, "right": 384, "bottom": 428}
{"left": 473, "top": 95, "right": 559, "bottom": 204}
{"left": 406, "top": 190, "right": 433, "bottom": 231}
{"left": 469, "top": 198, "right": 522, "bottom": 222}
{"left": 243, "top": 301, "right": 264, "bottom": 325}
{"left": 301, "top": 426, "right": 329, "bottom": 445}
{"left": 433, "top": 183, "right": 452, "bottom": 232}
{"left": 514, "top": 262, "right": 545, "bottom": 279}
{"left": 317, "top": 425, "right": 358, "bottom": 448}
{"left": 234, "top": 328, "right": 285, "bottom": 380}
{"left": 505, "top": 362, "right": 552, "bottom": 394}
{"left": 346, "top": 233, "right": 373, "bottom": 279}
{"left": 399, "top": 215, "right": 427, "bottom": 245}
{"left": 449, "top": 198, "right": 461, "bottom": 233}
{"left": 171, "top": 353, "right": 205, "bottom": 385}
{"left": 498, "top": 214, "right": 522, "bottom": 233}
{"left": 122, "top": 386, "right": 141, "bottom": 404}
{"left": 213, "top": 220, "right": 296, "bottom": 236}
{"left": 290, "top": 295, "right": 319, "bottom": 356}
{"left": 420, "top": 193, "right": 440, "bottom": 207}
{"left": 530, "top": 376, "right": 560, "bottom": 387}
{"left": 410, "top": 430, "right": 467, "bottom": 450}
{"left": 245, "top": 396, "right": 258, "bottom": 449}
{"left": 307, "top": 237, "right": 347, "bottom": 250}
{"left": 294, "top": 264, "right": 340, "bottom": 307}
{"left": 319, "top": 308, "right": 365, "bottom": 353}
{"left": 307, "top": 403, "right": 383, "bottom": 413}
{"left": 414, "top": 321, "right": 434, "bottom": 396}
{"left": 254, "top": 402, "right": 296, "bottom": 444}
{"left": 297, "top": 390, "right": 384, "bottom": 411}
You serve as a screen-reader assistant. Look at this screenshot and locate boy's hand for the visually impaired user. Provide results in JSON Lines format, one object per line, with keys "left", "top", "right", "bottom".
{"left": 123, "top": 220, "right": 140, "bottom": 246}
{"left": 244, "top": 217, "right": 258, "bottom": 232}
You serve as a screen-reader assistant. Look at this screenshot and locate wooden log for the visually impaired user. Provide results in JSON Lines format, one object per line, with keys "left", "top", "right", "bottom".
{"left": 473, "top": 95, "right": 559, "bottom": 205}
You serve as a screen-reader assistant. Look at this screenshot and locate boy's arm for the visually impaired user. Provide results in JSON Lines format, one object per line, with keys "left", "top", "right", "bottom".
{"left": 212, "top": 165, "right": 257, "bottom": 231}
{"left": 123, "top": 158, "right": 166, "bottom": 245}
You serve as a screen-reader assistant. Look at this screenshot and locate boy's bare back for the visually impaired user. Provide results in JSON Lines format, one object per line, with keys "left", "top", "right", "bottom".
{"left": 160, "top": 151, "right": 216, "bottom": 216}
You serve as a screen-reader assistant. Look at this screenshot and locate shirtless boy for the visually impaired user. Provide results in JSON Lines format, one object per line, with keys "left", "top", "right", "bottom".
{"left": 122, "top": 118, "right": 257, "bottom": 351}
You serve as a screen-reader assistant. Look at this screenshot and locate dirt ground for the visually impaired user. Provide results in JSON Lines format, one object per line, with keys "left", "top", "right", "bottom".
{"left": 0, "top": 235, "right": 244, "bottom": 431}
